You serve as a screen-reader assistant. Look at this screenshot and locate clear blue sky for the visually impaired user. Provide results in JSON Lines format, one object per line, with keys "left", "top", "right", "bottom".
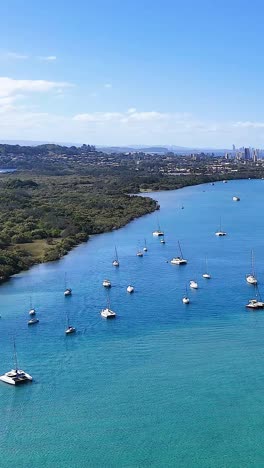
{"left": 1, "top": 0, "right": 264, "bottom": 147}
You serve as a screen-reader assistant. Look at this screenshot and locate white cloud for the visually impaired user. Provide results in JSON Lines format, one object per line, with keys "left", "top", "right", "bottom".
{"left": 38, "top": 55, "right": 57, "bottom": 61}
{"left": 104, "top": 83, "right": 112, "bottom": 88}
{"left": 233, "top": 121, "right": 264, "bottom": 129}
{"left": 73, "top": 112, "right": 122, "bottom": 122}
{"left": 0, "top": 77, "right": 73, "bottom": 98}
{"left": 4, "top": 52, "right": 28, "bottom": 60}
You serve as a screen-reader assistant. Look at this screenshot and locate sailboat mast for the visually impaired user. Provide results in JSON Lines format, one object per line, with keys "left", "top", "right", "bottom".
{"left": 115, "top": 246, "right": 118, "bottom": 261}
{"left": 251, "top": 249, "right": 255, "bottom": 276}
{"left": 13, "top": 339, "right": 18, "bottom": 372}
{"left": 178, "top": 241, "right": 183, "bottom": 259}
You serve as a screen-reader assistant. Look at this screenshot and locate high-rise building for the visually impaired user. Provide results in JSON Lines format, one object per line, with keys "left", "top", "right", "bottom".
{"left": 244, "top": 147, "right": 251, "bottom": 160}
{"left": 232, "top": 144, "right": 236, "bottom": 151}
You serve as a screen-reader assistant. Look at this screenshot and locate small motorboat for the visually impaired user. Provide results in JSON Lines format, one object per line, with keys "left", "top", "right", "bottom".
{"left": 233, "top": 196, "right": 240, "bottom": 201}
{"left": 103, "top": 279, "right": 111, "bottom": 288}
{"left": 127, "top": 285, "right": 134, "bottom": 293}
{"left": 65, "top": 326, "right": 76, "bottom": 335}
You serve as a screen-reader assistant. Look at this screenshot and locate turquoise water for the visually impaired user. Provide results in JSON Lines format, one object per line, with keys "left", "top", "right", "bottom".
{"left": 1, "top": 179, "right": 264, "bottom": 467}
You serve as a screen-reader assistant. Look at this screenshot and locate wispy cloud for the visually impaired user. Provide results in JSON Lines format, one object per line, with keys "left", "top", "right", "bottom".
{"left": 4, "top": 52, "right": 28, "bottom": 60}
{"left": 104, "top": 83, "right": 112, "bottom": 89}
{"left": 38, "top": 55, "right": 57, "bottom": 62}
{"left": 0, "top": 77, "right": 73, "bottom": 98}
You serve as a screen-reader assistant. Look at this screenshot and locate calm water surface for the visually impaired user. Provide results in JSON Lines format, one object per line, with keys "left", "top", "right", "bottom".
{"left": 1, "top": 180, "right": 264, "bottom": 467}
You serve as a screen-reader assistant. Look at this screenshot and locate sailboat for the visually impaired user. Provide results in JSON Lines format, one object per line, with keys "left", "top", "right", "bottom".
{"left": 29, "top": 296, "right": 36, "bottom": 316}
{"left": 215, "top": 217, "right": 227, "bottom": 236}
{"left": 182, "top": 286, "right": 190, "bottom": 304}
{"left": 101, "top": 293, "right": 116, "bottom": 318}
{"left": 190, "top": 280, "right": 198, "bottom": 289}
{"left": 64, "top": 273, "right": 72, "bottom": 296}
{"left": 152, "top": 216, "right": 164, "bottom": 236}
{"left": 65, "top": 309, "right": 76, "bottom": 334}
{"left": 127, "top": 285, "right": 134, "bottom": 293}
{"left": 160, "top": 235, "right": 165, "bottom": 244}
{"left": 143, "top": 239, "right": 148, "bottom": 252}
{"left": 112, "top": 246, "right": 119, "bottom": 267}
{"left": 170, "top": 241, "right": 187, "bottom": 265}
{"left": 136, "top": 249, "right": 143, "bottom": 257}
{"left": 202, "top": 257, "right": 211, "bottom": 279}
{"left": 246, "top": 285, "right": 264, "bottom": 309}
{"left": 103, "top": 279, "right": 111, "bottom": 288}
{"left": 0, "top": 340, "right": 33, "bottom": 385}
{"left": 246, "top": 250, "right": 257, "bottom": 285}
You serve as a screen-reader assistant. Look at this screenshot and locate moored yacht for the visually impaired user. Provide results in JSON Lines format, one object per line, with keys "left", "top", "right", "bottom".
{"left": 136, "top": 250, "right": 143, "bottom": 257}
{"left": 64, "top": 273, "right": 72, "bottom": 296}
{"left": 160, "top": 236, "right": 165, "bottom": 244}
{"left": 233, "top": 196, "right": 240, "bottom": 201}
{"left": 112, "top": 246, "right": 119, "bottom": 267}
{"left": 28, "top": 317, "right": 39, "bottom": 325}
{"left": 202, "top": 257, "right": 211, "bottom": 279}
{"left": 190, "top": 280, "right": 198, "bottom": 289}
{"left": 127, "top": 285, "right": 134, "bottom": 293}
{"left": 182, "top": 286, "right": 190, "bottom": 304}
{"left": 65, "top": 309, "right": 76, "bottom": 335}
{"left": 152, "top": 217, "right": 164, "bottom": 236}
{"left": 101, "top": 294, "right": 116, "bottom": 318}
{"left": 246, "top": 250, "right": 257, "bottom": 285}
{"left": 215, "top": 217, "right": 227, "bottom": 236}
{"left": 28, "top": 297, "right": 36, "bottom": 316}
{"left": 246, "top": 299, "right": 264, "bottom": 309}
{"left": 0, "top": 341, "right": 32, "bottom": 386}
{"left": 170, "top": 241, "right": 187, "bottom": 265}
{"left": 103, "top": 279, "right": 111, "bottom": 288}
{"left": 143, "top": 239, "right": 148, "bottom": 252}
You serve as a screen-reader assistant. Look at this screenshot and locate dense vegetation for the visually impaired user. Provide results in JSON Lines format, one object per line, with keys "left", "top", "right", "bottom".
{"left": 0, "top": 142, "right": 263, "bottom": 281}
{"left": 0, "top": 174, "right": 157, "bottom": 281}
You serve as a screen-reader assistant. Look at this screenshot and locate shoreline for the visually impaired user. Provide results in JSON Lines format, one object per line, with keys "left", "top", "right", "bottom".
{"left": 0, "top": 175, "right": 260, "bottom": 285}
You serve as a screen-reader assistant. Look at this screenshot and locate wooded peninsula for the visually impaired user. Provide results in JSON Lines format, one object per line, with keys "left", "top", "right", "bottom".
{"left": 0, "top": 143, "right": 263, "bottom": 281}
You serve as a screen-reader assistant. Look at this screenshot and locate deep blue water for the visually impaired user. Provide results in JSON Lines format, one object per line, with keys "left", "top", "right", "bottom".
{"left": 1, "top": 179, "right": 264, "bottom": 467}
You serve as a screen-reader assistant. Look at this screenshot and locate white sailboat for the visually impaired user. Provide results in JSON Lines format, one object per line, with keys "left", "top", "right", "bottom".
{"left": 101, "top": 293, "right": 116, "bottom": 319}
{"left": 127, "top": 285, "right": 134, "bottom": 293}
{"left": 215, "top": 217, "right": 227, "bottom": 236}
{"left": 143, "top": 239, "right": 148, "bottom": 252}
{"left": 103, "top": 279, "right": 111, "bottom": 288}
{"left": 112, "top": 246, "right": 119, "bottom": 267}
{"left": 65, "top": 309, "right": 76, "bottom": 334}
{"left": 152, "top": 216, "right": 164, "bottom": 236}
{"left": 160, "top": 235, "right": 166, "bottom": 244}
{"left": 190, "top": 280, "right": 198, "bottom": 289}
{"left": 202, "top": 257, "right": 211, "bottom": 279}
{"left": 136, "top": 249, "right": 143, "bottom": 257}
{"left": 64, "top": 273, "right": 72, "bottom": 296}
{"left": 28, "top": 317, "right": 39, "bottom": 325}
{"left": 0, "top": 340, "right": 32, "bottom": 385}
{"left": 246, "top": 286, "right": 264, "bottom": 309}
{"left": 170, "top": 241, "right": 187, "bottom": 265}
{"left": 233, "top": 196, "right": 240, "bottom": 201}
{"left": 182, "top": 286, "right": 190, "bottom": 304}
{"left": 28, "top": 296, "right": 36, "bottom": 316}
{"left": 246, "top": 250, "right": 257, "bottom": 285}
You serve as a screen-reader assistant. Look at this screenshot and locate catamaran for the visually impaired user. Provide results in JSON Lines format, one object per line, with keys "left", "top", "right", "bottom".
{"left": 170, "top": 241, "right": 187, "bottom": 265}
{"left": 0, "top": 340, "right": 32, "bottom": 385}
{"left": 246, "top": 250, "right": 257, "bottom": 285}
{"left": 112, "top": 246, "right": 119, "bottom": 267}
{"left": 246, "top": 286, "right": 264, "bottom": 309}
{"left": 215, "top": 217, "right": 227, "bottom": 236}
{"left": 101, "top": 294, "right": 116, "bottom": 319}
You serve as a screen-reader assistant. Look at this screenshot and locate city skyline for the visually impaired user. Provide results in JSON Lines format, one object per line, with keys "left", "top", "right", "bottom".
{"left": 2, "top": 1, "right": 264, "bottom": 146}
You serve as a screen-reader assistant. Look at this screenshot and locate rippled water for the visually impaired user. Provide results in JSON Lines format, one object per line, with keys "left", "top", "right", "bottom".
{"left": 1, "top": 179, "right": 264, "bottom": 467}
